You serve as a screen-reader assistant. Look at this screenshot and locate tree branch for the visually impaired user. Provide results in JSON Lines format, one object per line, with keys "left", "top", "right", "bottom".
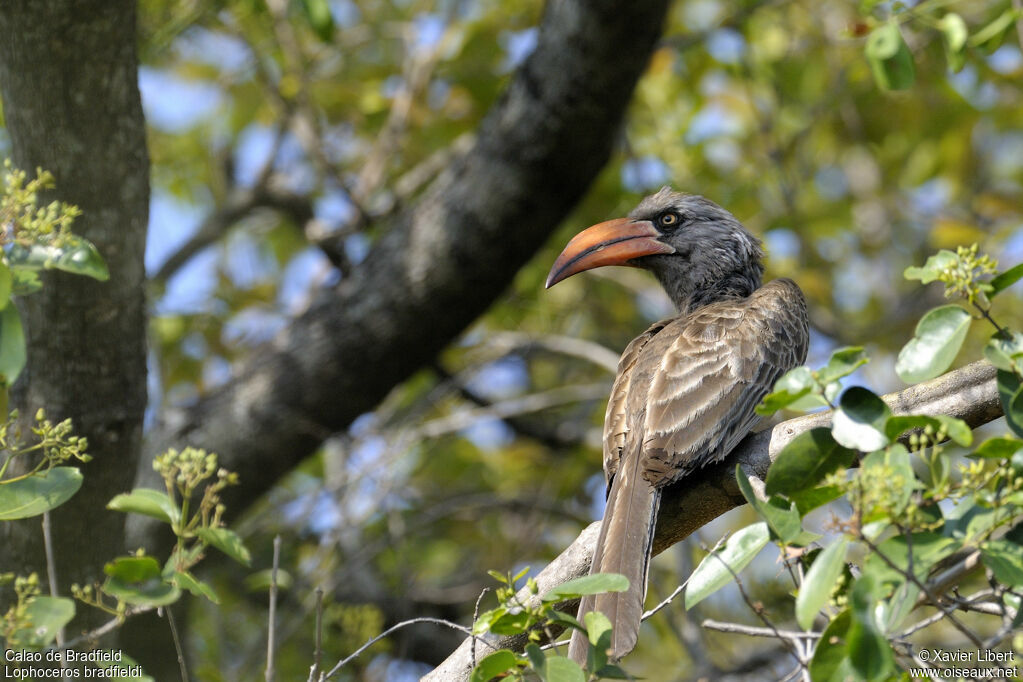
{"left": 130, "top": 0, "right": 674, "bottom": 547}
{"left": 426, "top": 360, "right": 1002, "bottom": 680}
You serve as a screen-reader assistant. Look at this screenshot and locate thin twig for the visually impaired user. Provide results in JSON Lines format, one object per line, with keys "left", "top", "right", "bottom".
{"left": 266, "top": 535, "right": 282, "bottom": 682}
{"left": 41, "top": 512, "right": 69, "bottom": 677}
{"left": 307, "top": 588, "right": 324, "bottom": 682}
{"left": 166, "top": 606, "right": 189, "bottom": 682}
{"left": 701, "top": 619, "right": 821, "bottom": 641}
{"left": 641, "top": 578, "right": 690, "bottom": 621}
{"left": 708, "top": 550, "right": 806, "bottom": 671}
{"left": 471, "top": 587, "right": 490, "bottom": 671}
{"left": 323, "top": 617, "right": 499, "bottom": 679}
{"left": 859, "top": 533, "right": 985, "bottom": 649}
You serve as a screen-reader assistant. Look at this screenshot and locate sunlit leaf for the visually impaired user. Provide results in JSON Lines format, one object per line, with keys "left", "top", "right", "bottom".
{"left": 736, "top": 464, "right": 802, "bottom": 543}
{"left": 471, "top": 650, "right": 519, "bottom": 682}
{"left": 685, "top": 522, "right": 769, "bottom": 609}
{"left": 544, "top": 656, "right": 585, "bottom": 682}
{"left": 865, "top": 21, "right": 915, "bottom": 90}
{"left": 985, "top": 331, "right": 1023, "bottom": 372}
{"left": 808, "top": 610, "right": 854, "bottom": 682}
{"left": 766, "top": 428, "right": 856, "bottom": 497}
{"left": 796, "top": 538, "right": 848, "bottom": 631}
{"left": 981, "top": 540, "right": 1023, "bottom": 586}
{"left": 197, "top": 527, "right": 251, "bottom": 566}
{"left": 0, "top": 467, "right": 83, "bottom": 520}
{"left": 7, "top": 596, "right": 75, "bottom": 648}
{"left": 904, "top": 250, "right": 957, "bottom": 284}
{"left": 971, "top": 437, "right": 1023, "bottom": 460}
{"left": 832, "top": 387, "right": 890, "bottom": 452}
{"left": 847, "top": 575, "right": 895, "bottom": 679}
{"left": 997, "top": 370, "right": 1023, "bottom": 439}
{"left": 939, "top": 13, "right": 968, "bottom": 72}
{"left": 895, "top": 305, "right": 971, "bottom": 383}
{"left": 990, "top": 262, "right": 1023, "bottom": 297}
{"left": 816, "top": 346, "right": 868, "bottom": 385}
{"left": 0, "top": 304, "right": 26, "bottom": 385}
{"left": 542, "top": 573, "right": 628, "bottom": 602}
{"left": 107, "top": 488, "right": 180, "bottom": 524}
{"left": 884, "top": 414, "right": 972, "bottom": 447}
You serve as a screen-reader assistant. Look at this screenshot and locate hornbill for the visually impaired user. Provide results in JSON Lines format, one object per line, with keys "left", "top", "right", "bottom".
{"left": 546, "top": 188, "right": 809, "bottom": 663}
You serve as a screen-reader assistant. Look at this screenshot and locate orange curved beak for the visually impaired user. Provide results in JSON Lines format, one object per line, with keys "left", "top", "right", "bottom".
{"left": 545, "top": 218, "right": 674, "bottom": 289}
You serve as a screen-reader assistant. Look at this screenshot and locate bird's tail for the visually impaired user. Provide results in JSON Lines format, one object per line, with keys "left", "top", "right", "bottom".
{"left": 567, "top": 458, "right": 660, "bottom": 665}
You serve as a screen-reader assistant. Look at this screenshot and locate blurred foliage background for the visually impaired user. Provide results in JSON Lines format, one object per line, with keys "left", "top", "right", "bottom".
{"left": 20, "top": 0, "right": 1020, "bottom": 678}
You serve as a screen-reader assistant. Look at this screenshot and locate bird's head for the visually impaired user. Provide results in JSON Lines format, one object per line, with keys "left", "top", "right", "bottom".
{"left": 545, "top": 188, "right": 764, "bottom": 312}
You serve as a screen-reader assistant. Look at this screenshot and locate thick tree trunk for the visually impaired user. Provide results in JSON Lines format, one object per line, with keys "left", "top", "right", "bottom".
{"left": 0, "top": 0, "right": 149, "bottom": 628}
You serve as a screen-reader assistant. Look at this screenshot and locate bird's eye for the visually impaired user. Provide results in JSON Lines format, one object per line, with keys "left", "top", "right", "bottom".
{"left": 658, "top": 212, "right": 680, "bottom": 228}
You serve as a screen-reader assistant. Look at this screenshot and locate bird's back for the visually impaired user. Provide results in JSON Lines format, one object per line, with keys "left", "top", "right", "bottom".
{"left": 607, "top": 277, "right": 808, "bottom": 488}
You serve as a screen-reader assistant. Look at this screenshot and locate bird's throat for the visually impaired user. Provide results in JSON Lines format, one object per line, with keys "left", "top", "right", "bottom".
{"left": 657, "top": 267, "right": 763, "bottom": 314}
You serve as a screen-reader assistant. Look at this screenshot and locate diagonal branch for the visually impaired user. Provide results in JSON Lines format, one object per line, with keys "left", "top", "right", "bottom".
{"left": 425, "top": 360, "right": 1002, "bottom": 680}
{"left": 130, "top": 0, "right": 676, "bottom": 548}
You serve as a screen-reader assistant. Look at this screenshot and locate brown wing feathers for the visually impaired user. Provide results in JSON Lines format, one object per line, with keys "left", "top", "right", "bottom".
{"left": 568, "top": 280, "right": 808, "bottom": 663}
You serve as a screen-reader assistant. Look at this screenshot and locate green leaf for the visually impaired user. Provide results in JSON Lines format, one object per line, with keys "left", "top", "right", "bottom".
{"left": 990, "top": 262, "right": 1023, "bottom": 297}
{"left": 816, "top": 346, "right": 869, "bottom": 385}
{"left": 7, "top": 596, "right": 75, "bottom": 648}
{"left": 766, "top": 428, "right": 856, "bottom": 497}
{"left": 997, "top": 370, "right": 1023, "bottom": 439}
{"left": 545, "top": 609, "right": 583, "bottom": 633}
{"left": 971, "top": 437, "right": 1023, "bottom": 459}
{"left": 0, "top": 467, "right": 83, "bottom": 520}
{"left": 6, "top": 236, "right": 109, "bottom": 281}
{"left": 544, "top": 656, "right": 585, "bottom": 682}
{"left": 104, "top": 556, "right": 161, "bottom": 582}
{"left": 487, "top": 608, "right": 531, "bottom": 635}
{"left": 471, "top": 650, "right": 519, "bottom": 682}
{"left": 0, "top": 261, "right": 11, "bottom": 308}
{"left": 985, "top": 331, "right": 1023, "bottom": 372}
{"left": 524, "top": 643, "right": 546, "bottom": 672}
{"left": 685, "top": 522, "right": 769, "bottom": 609}
{"left": 789, "top": 485, "right": 844, "bottom": 516}
{"left": 939, "top": 13, "right": 968, "bottom": 72}
{"left": 542, "top": 573, "right": 628, "bottom": 602}
{"left": 859, "top": 445, "right": 918, "bottom": 520}
{"left": 172, "top": 570, "right": 220, "bottom": 603}
{"left": 736, "top": 464, "right": 802, "bottom": 543}
{"left": 895, "top": 305, "right": 971, "bottom": 383}
{"left": 107, "top": 488, "right": 181, "bottom": 524}
{"left": 808, "top": 610, "right": 855, "bottom": 682}
{"left": 969, "top": 8, "right": 1022, "bottom": 52}
{"left": 865, "top": 21, "right": 915, "bottom": 91}
{"left": 796, "top": 538, "right": 848, "bottom": 631}
{"left": 196, "top": 527, "right": 252, "bottom": 566}
{"left": 103, "top": 574, "right": 180, "bottom": 607}
{"left": 981, "top": 540, "right": 1023, "bottom": 586}
{"left": 584, "top": 610, "right": 612, "bottom": 648}
{"left": 884, "top": 414, "right": 973, "bottom": 447}
{"left": 301, "top": 0, "right": 335, "bottom": 42}
{"left": 10, "top": 268, "right": 41, "bottom": 295}
{"left": 904, "top": 250, "right": 957, "bottom": 283}
{"left": 832, "top": 387, "right": 891, "bottom": 452}
{"left": 847, "top": 575, "right": 895, "bottom": 680}
{"left": 757, "top": 366, "right": 818, "bottom": 415}
{"left": 0, "top": 304, "right": 26, "bottom": 384}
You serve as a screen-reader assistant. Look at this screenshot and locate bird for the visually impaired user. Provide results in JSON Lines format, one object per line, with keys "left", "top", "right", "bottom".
{"left": 545, "top": 188, "right": 809, "bottom": 663}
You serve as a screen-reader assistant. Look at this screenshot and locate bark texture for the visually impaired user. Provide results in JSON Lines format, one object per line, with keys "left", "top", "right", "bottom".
{"left": 131, "top": 0, "right": 673, "bottom": 544}
{"left": 0, "top": 0, "right": 149, "bottom": 620}
{"left": 427, "top": 361, "right": 1003, "bottom": 680}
